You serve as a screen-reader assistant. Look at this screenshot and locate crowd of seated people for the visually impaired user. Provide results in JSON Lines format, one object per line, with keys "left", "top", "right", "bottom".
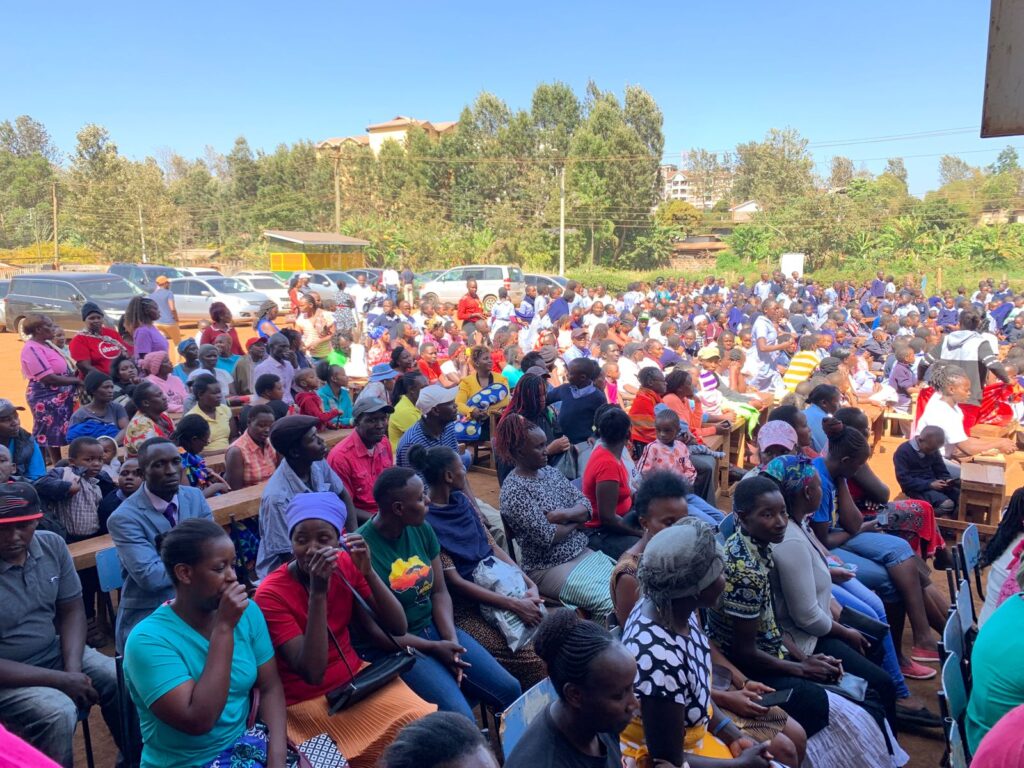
{"left": 6, "top": 269, "right": 1024, "bottom": 766}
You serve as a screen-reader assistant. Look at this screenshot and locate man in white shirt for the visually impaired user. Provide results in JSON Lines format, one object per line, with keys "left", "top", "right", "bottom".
{"left": 382, "top": 267, "right": 400, "bottom": 303}
{"left": 754, "top": 272, "right": 774, "bottom": 302}
{"left": 350, "top": 274, "right": 375, "bottom": 325}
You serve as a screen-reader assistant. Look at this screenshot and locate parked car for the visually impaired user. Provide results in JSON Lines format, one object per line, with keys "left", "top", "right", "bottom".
{"left": 177, "top": 267, "right": 223, "bottom": 278}
{"left": 233, "top": 274, "right": 289, "bottom": 313}
{"left": 234, "top": 270, "right": 280, "bottom": 280}
{"left": 291, "top": 270, "right": 355, "bottom": 294}
{"left": 344, "top": 267, "right": 383, "bottom": 287}
{"left": 418, "top": 265, "right": 525, "bottom": 311}
{"left": 525, "top": 273, "right": 567, "bottom": 293}
{"left": 168, "top": 276, "right": 269, "bottom": 324}
{"left": 6, "top": 272, "right": 144, "bottom": 337}
{"left": 413, "top": 269, "right": 443, "bottom": 290}
{"left": 108, "top": 263, "right": 186, "bottom": 291}
{"left": 0, "top": 280, "right": 9, "bottom": 332}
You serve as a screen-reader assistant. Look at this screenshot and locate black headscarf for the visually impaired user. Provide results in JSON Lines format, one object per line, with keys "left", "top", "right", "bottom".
{"left": 81, "top": 301, "right": 103, "bottom": 321}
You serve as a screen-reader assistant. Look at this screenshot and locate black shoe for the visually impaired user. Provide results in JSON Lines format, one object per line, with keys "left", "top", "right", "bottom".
{"left": 895, "top": 704, "right": 943, "bottom": 729}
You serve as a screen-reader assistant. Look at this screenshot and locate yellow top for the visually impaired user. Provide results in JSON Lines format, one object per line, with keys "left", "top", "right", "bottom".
{"left": 455, "top": 372, "right": 510, "bottom": 418}
{"left": 389, "top": 395, "right": 422, "bottom": 451}
{"left": 186, "top": 404, "right": 232, "bottom": 451}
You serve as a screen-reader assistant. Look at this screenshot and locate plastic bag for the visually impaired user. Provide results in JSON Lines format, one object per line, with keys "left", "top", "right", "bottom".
{"left": 472, "top": 556, "right": 545, "bottom": 652}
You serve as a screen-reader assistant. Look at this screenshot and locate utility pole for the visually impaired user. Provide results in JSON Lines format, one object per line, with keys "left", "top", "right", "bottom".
{"left": 138, "top": 202, "right": 148, "bottom": 263}
{"left": 333, "top": 153, "right": 342, "bottom": 233}
{"left": 558, "top": 165, "right": 566, "bottom": 277}
{"left": 51, "top": 183, "right": 58, "bottom": 270}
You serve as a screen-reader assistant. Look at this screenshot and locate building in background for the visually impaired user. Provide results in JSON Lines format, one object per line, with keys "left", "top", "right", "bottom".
{"left": 659, "top": 164, "right": 731, "bottom": 210}
{"left": 318, "top": 116, "right": 457, "bottom": 157}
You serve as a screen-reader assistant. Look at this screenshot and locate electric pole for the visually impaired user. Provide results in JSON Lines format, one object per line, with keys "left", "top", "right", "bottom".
{"left": 333, "top": 153, "right": 342, "bottom": 233}
{"left": 51, "top": 183, "right": 58, "bottom": 270}
{"left": 559, "top": 165, "right": 566, "bottom": 277}
{"left": 138, "top": 202, "right": 148, "bottom": 263}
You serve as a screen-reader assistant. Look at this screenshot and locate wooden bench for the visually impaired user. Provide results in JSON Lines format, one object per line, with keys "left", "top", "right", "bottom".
{"left": 202, "top": 427, "right": 352, "bottom": 475}
{"left": 69, "top": 482, "right": 267, "bottom": 571}
{"left": 882, "top": 410, "right": 913, "bottom": 437}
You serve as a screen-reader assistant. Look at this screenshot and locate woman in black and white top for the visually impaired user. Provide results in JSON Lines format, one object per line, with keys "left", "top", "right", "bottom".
{"left": 622, "top": 518, "right": 773, "bottom": 767}
{"left": 495, "top": 414, "right": 614, "bottom": 623}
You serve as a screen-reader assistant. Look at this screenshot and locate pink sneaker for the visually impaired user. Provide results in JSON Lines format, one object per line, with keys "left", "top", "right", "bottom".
{"left": 911, "top": 646, "right": 941, "bottom": 663}
{"left": 901, "top": 660, "right": 937, "bottom": 680}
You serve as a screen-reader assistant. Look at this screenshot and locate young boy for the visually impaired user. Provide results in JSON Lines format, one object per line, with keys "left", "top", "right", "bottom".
{"left": 893, "top": 425, "right": 959, "bottom": 517}
{"left": 636, "top": 408, "right": 725, "bottom": 526}
{"left": 0, "top": 444, "right": 16, "bottom": 483}
{"left": 34, "top": 436, "right": 116, "bottom": 646}
{"left": 35, "top": 436, "right": 114, "bottom": 540}
{"left": 97, "top": 457, "right": 142, "bottom": 527}
{"left": 293, "top": 368, "right": 342, "bottom": 430}
{"left": 888, "top": 345, "right": 921, "bottom": 436}
{"left": 98, "top": 435, "right": 121, "bottom": 478}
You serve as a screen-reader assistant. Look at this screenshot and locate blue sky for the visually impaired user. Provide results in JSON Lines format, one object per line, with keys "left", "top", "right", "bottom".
{"left": 2, "top": 0, "right": 1016, "bottom": 193}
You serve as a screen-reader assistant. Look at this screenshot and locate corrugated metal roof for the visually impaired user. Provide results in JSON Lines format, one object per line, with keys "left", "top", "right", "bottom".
{"left": 263, "top": 230, "right": 370, "bottom": 247}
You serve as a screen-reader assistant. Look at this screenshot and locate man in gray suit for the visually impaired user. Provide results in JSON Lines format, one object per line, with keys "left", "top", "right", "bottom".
{"left": 108, "top": 437, "right": 213, "bottom": 652}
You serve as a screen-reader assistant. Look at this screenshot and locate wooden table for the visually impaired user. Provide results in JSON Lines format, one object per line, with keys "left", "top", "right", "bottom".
{"left": 955, "top": 461, "right": 1006, "bottom": 536}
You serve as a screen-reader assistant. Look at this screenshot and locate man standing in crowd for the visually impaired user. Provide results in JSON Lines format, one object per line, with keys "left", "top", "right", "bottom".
{"left": 382, "top": 265, "right": 401, "bottom": 304}
{"left": 149, "top": 275, "right": 180, "bottom": 357}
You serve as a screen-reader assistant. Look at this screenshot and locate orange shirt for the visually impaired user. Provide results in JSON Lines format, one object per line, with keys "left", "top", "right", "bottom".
{"left": 629, "top": 388, "right": 662, "bottom": 445}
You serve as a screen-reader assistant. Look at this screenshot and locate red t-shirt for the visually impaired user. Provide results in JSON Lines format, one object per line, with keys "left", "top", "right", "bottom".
{"left": 68, "top": 328, "right": 127, "bottom": 375}
{"left": 457, "top": 295, "right": 484, "bottom": 322}
{"left": 418, "top": 358, "right": 442, "bottom": 384}
{"left": 200, "top": 325, "right": 243, "bottom": 356}
{"left": 254, "top": 559, "right": 372, "bottom": 706}
{"left": 582, "top": 444, "right": 632, "bottom": 527}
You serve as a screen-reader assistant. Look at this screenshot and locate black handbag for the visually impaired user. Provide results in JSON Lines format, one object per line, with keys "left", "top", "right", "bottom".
{"left": 324, "top": 566, "right": 420, "bottom": 715}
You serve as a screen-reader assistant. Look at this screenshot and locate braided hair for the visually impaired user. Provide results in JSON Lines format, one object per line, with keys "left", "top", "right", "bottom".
{"left": 533, "top": 609, "right": 618, "bottom": 700}
{"left": 822, "top": 416, "right": 869, "bottom": 462}
{"left": 494, "top": 412, "right": 537, "bottom": 465}
{"left": 503, "top": 374, "right": 546, "bottom": 421}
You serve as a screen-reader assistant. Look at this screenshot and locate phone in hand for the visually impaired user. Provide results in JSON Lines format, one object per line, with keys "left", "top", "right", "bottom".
{"left": 875, "top": 510, "right": 889, "bottom": 527}
{"left": 755, "top": 688, "right": 793, "bottom": 708}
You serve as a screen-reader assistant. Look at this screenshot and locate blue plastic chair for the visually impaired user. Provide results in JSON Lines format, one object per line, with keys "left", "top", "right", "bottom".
{"left": 947, "top": 718, "right": 968, "bottom": 768}
{"left": 938, "top": 653, "right": 971, "bottom": 764}
{"left": 942, "top": 609, "right": 964, "bottom": 663}
{"left": 498, "top": 678, "right": 557, "bottom": 761}
{"left": 958, "top": 524, "right": 983, "bottom": 623}
{"left": 718, "top": 512, "right": 737, "bottom": 540}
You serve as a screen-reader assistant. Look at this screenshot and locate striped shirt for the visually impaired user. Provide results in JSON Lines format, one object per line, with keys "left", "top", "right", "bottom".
{"left": 783, "top": 351, "right": 820, "bottom": 392}
{"left": 395, "top": 419, "right": 460, "bottom": 468}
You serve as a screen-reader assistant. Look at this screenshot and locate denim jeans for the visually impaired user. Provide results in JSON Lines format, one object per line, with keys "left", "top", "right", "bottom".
{"left": 689, "top": 453, "right": 717, "bottom": 504}
{"left": 833, "top": 581, "right": 910, "bottom": 699}
{"left": 0, "top": 646, "right": 121, "bottom": 767}
{"left": 685, "top": 493, "right": 725, "bottom": 526}
{"left": 832, "top": 531, "right": 914, "bottom": 603}
{"left": 369, "top": 623, "right": 521, "bottom": 720}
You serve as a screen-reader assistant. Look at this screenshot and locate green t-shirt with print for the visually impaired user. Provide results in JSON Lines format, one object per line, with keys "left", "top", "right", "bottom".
{"left": 358, "top": 520, "right": 439, "bottom": 633}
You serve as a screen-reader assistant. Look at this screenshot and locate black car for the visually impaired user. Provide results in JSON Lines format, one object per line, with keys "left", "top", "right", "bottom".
{"left": 6, "top": 272, "right": 144, "bottom": 337}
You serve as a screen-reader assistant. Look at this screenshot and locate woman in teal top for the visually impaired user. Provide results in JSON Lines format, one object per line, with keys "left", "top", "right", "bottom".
{"left": 124, "top": 519, "right": 291, "bottom": 768}
{"left": 314, "top": 361, "right": 353, "bottom": 428}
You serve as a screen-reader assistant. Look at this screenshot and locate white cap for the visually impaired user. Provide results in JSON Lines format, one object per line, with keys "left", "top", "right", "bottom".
{"left": 416, "top": 384, "right": 457, "bottom": 414}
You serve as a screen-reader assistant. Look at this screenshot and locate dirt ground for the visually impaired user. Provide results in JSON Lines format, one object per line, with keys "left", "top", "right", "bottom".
{"left": 0, "top": 332, "right": 948, "bottom": 766}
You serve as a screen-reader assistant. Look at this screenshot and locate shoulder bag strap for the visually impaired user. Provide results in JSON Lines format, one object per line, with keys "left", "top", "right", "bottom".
{"left": 330, "top": 565, "right": 407, "bottom": 654}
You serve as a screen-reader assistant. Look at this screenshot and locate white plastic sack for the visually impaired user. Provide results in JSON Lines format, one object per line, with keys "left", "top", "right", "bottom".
{"left": 472, "top": 556, "right": 545, "bottom": 652}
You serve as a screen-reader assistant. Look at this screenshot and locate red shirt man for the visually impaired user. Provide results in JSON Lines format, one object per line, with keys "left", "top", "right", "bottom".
{"left": 326, "top": 396, "right": 394, "bottom": 522}
{"left": 456, "top": 279, "right": 484, "bottom": 324}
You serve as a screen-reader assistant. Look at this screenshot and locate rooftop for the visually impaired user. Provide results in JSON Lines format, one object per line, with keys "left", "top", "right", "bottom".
{"left": 263, "top": 230, "right": 370, "bottom": 247}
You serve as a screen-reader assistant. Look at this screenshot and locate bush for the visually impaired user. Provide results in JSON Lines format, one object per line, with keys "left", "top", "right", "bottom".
{"left": 0, "top": 243, "right": 103, "bottom": 265}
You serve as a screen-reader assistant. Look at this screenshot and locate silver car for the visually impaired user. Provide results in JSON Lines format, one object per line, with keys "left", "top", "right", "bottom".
{"left": 168, "top": 276, "right": 269, "bottom": 324}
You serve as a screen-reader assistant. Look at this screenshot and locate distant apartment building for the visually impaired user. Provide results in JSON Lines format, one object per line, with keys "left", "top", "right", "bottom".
{"left": 659, "top": 164, "right": 731, "bottom": 210}
{"left": 317, "top": 116, "right": 457, "bottom": 157}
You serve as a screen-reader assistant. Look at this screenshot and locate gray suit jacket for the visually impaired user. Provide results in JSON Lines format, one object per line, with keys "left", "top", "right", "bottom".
{"left": 107, "top": 485, "right": 212, "bottom": 651}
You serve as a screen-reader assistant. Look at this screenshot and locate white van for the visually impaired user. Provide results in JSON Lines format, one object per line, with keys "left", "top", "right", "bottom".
{"left": 418, "top": 265, "right": 525, "bottom": 311}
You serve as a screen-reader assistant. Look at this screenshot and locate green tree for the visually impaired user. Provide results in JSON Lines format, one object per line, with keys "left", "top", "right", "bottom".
{"left": 939, "top": 155, "right": 976, "bottom": 186}
{"left": 732, "top": 128, "right": 814, "bottom": 210}
{"left": 654, "top": 200, "right": 702, "bottom": 234}
{"left": 0, "top": 115, "right": 59, "bottom": 162}
{"left": 829, "top": 156, "right": 854, "bottom": 189}
{"left": 884, "top": 157, "right": 908, "bottom": 186}
{"left": 989, "top": 146, "right": 1020, "bottom": 175}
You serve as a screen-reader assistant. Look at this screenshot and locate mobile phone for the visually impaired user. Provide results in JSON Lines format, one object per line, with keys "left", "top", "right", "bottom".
{"left": 875, "top": 510, "right": 889, "bottom": 526}
{"left": 756, "top": 688, "right": 793, "bottom": 708}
